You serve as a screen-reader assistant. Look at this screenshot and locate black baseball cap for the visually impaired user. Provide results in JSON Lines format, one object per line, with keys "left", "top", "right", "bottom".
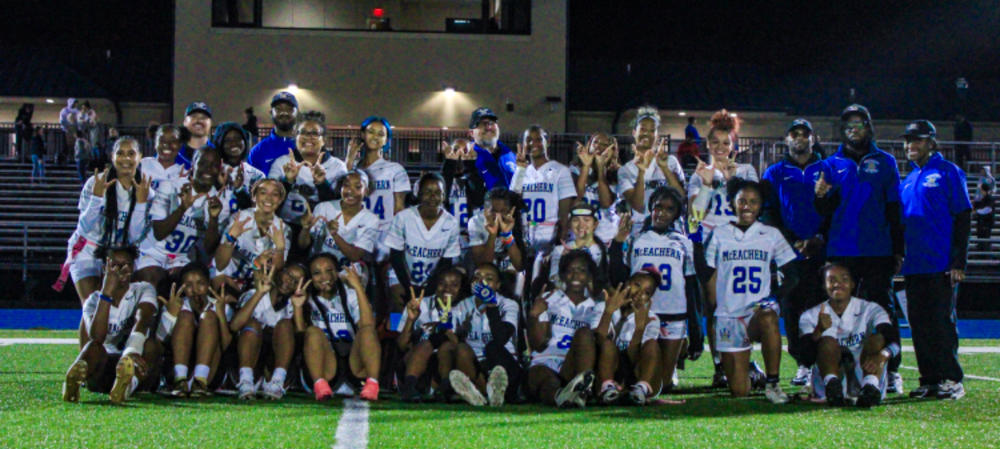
{"left": 901, "top": 120, "right": 937, "bottom": 139}
{"left": 271, "top": 91, "right": 299, "bottom": 109}
{"left": 185, "top": 101, "right": 212, "bottom": 118}
{"left": 469, "top": 107, "right": 498, "bottom": 129}
{"left": 840, "top": 104, "right": 872, "bottom": 122}
{"left": 787, "top": 118, "right": 813, "bottom": 134}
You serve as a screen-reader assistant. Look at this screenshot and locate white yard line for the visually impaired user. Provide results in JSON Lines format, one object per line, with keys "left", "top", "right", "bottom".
{"left": 333, "top": 398, "right": 370, "bottom": 449}
{"left": 900, "top": 365, "right": 1000, "bottom": 383}
{"left": 747, "top": 343, "right": 1000, "bottom": 354}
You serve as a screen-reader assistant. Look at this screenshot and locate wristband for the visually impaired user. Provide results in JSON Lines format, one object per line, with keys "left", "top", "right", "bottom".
{"left": 501, "top": 235, "right": 515, "bottom": 248}
{"left": 885, "top": 342, "right": 901, "bottom": 359}
{"left": 224, "top": 232, "right": 237, "bottom": 243}
{"left": 498, "top": 230, "right": 513, "bottom": 238}
{"left": 99, "top": 293, "right": 114, "bottom": 304}
{"left": 122, "top": 331, "right": 147, "bottom": 358}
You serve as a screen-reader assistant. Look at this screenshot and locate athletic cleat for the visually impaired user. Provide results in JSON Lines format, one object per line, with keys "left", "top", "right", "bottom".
{"left": 449, "top": 370, "right": 486, "bottom": 406}
{"left": 935, "top": 380, "right": 965, "bottom": 400}
{"left": 189, "top": 378, "right": 211, "bottom": 398}
{"left": 599, "top": 381, "right": 622, "bottom": 405}
{"left": 748, "top": 361, "right": 767, "bottom": 391}
{"left": 171, "top": 377, "right": 190, "bottom": 398}
{"left": 313, "top": 378, "right": 333, "bottom": 401}
{"left": 791, "top": 366, "right": 811, "bottom": 386}
{"left": 671, "top": 369, "right": 680, "bottom": 390}
{"left": 711, "top": 368, "right": 728, "bottom": 389}
{"left": 886, "top": 371, "right": 904, "bottom": 394}
{"left": 109, "top": 356, "right": 136, "bottom": 405}
{"left": 555, "top": 371, "right": 594, "bottom": 408}
{"left": 486, "top": 366, "right": 509, "bottom": 407}
{"left": 62, "top": 359, "right": 88, "bottom": 403}
{"left": 627, "top": 383, "right": 649, "bottom": 406}
{"left": 360, "top": 379, "right": 380, "bottom": 401}
{"left": 856, "top": 384, "right": 882, "bottom": 408}
{"left": 909, "top": 384, "right": 939, "bottom": 399}
{"left": 334, "top": 382, "right": 356, "bottom": 398}
{"left": 259, "top": 379, "right": 286, "bottom": 400}
{"left": 237, "top": 379, "right": 256, "bottom": 400}
{"left": 825, "top": 377, "right": 845, "bottom": 406}
{"left": 765, "top": 383, "right": 789, "bottom": 404}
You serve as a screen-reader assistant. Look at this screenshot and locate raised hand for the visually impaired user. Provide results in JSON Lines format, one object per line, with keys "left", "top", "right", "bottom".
{"left": 92, "top": 168, "right": 115, "bottom": 197}
{"left": 231, "top": 165, "right": 246, "bottom": 190}
{"left": 603, "top": 282, "right": 630, "bottom": 313}
{"left": 325, "top": 213, "right": 341, "bottom": 236}
{"left": 311, "top": 162, "right": 327, "bottom": 185}
{"left": 515, "top": 143, "right": 529, "bottom": 168}
{"left": 226, "top": 214, "right": 253, "bottom": 239}
{"left": 253, "top": 258, "right": 275, "bottom": 294}
{"left": 499, "top": 207, "right": 516, "bottom": 234}
{"left": 442, "top": 141, "right": 461, "bottom": 160}
{"left": 218, "top": 164, "right": 230, "bottom": 188}
{"left": 635, "top": 145, "right": 652, "bottom": 170}
{"left": 576, "top": 141, "right": 594, "bottom": 167}
{"left": 282, "top": 149, "right": 302, "bottom": 181}
{"left": 816, "top": 303, "right": 832, "bottom": 335}
{"left": 207, "top": 195, "right": 223, "bottom": 219}
{"left": 814, "top": 171, "right": 832, "bottom": 197}
{"left": 270, "top": 223, "right": 286, "bottom": 251}
{"left": 339, "top": 264, "right": 364, "bottom": 289}
{"left": 179, "top": 183, "right": 202, "bottom": 210}
{"left": 694, "top": 157, "right": 714, "bottom": 185}
{"left": 406, "top": 287, "right": 423, "bottom": 321}
{"left": 289, "top": 277, "right": 312, "bottom": 308}
{"left": 345, "top": 138, "right": 363, "bottom": 169}
{"left": 529, "top": 286, "right": 551, "bottom": 318}
{"left": 614, "top": 212, "right": 632, "bottom": 243}
{"left": 300, "top": 201, "right": 318, "bottom": 229}
{"left": 460, "top": 141, "right": 477, "bottom": 160}
{"left": 156, "top": 282, "right": 186, "bottom": 317}
{"left": 136, "top": 174, "right": 152, "bottom": 204}
{"left": 718, "top": 157, "right": 737, "bottom": 180}
{"left": 485, "top": 212, "right": 501, "bottom": 237}
{"left": 654, "top": 137, "right": 671, "bottom": 167}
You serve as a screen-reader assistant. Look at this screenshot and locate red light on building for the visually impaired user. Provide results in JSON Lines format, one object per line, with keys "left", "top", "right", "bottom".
{"left": 372, "top": 8, "right": 384, "bottom": 18}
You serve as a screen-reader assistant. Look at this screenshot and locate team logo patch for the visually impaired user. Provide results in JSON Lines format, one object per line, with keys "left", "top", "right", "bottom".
{"left": 922, "top": 173, "right": 941, "bottom": 188}
{"left": 862, "top": 159, "right": 879, "bottom": 174}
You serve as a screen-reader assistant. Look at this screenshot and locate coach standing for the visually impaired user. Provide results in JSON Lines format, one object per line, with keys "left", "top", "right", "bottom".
{"left": 469, "top": 107, "right": 516, "bottom": 189}
{"left": 248, "top": 91, "right": 299, "bottom": 175}
{"left": 812, "top": 104, "right": 906, "bottom": 393}
{"left": 898, "top": 120, "right": 971, "bottom": 400}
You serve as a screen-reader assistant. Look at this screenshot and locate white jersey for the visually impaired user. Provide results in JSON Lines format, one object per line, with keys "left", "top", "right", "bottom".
{"left": 308, "top": 200, "right": 380, "bottom": 264}
{"left": 81, "top": 282, "right": 157, "bottom": 354}
{"left": 467, "top": 210, "right": 517, "bottom": 272}
{"left": 705, "top": 221, "right": 796, "bottom": 318}
{"left": 140, "top": 157, "right": 185, "bottom": 192}
{"left": 446, "top": 181, "right": 471, "bottom": 250}
{"left": 617, "top": 156, "right": 685, "bottom": 230}
{"left": 627, "top": 230, "right": 696, "bottom": 314}
{"left": 384, "top": 207, "right": 461, "bottom": 287}
{"left": 213, "top": 208, "right": 291, "bottom": 284}
{"left": 238, "top": 289, "right": 293, "bottom": 328}
{"left": 799, "top": 297, "right": 891, "bottom": 360}
{"left": 360, "top": 158, "right": 410, "bottom": 231}
{"left": 687, "top": 164, "right": 758, "bottom": 236}
{"left": 530, "top": 290, "right": 606, "bottom": 365}
{"left": 451, "top": 295, "right": 520, "bottom": 360}
{"left": 224, "top": 161, "right": 266, "bottom": 215}
{"left": 71, "top": 175, "right": 149, "bottom": 249}
{"left": 571, "top": 165, "right": 621, "bottom": 243}
{"left": 307, "top": 289, "right": 361, "bottom": 342}
{"left": 547, "top": 242, "right": 604, "bottom": 282}
{"left": 268, "top": 153, "right": 347, "bottom": 223}
{"left": 512, "top": 161, "right": 576, "bottom": 251}
{"left": 141, "top": 183, "right": 232, "bottom": 267}
{"left": 610, "top": 310, "right": 660, "bottom": 352}
{"left": 394, "top": 294, "right": 452, "bottom": 341}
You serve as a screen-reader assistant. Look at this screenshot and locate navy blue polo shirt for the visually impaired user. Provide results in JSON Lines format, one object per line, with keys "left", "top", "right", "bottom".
{"left": 174, "top": 141, "right": 214, "bottom": 170}
{"left": 247, "top": 129, "right": 296, "bottom": 175}
{"left": 474, "top": 141, "right": 517, "bottom": 190}
{"left": 900, "top": 152, "right": 972, "bottom": 275}
{"left": 815, "top": 144, "right": 901, "bottom": 258}
{"left": 762, "top": 156, "right": 824, "bottom": 241}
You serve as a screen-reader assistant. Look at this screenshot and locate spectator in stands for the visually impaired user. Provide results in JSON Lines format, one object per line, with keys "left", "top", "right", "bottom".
{"left": 89, "top": 127, "right": 115, "bottom": 172}
{"left": 248, "top": 92, "right": 298, "bottom": 174}
{"left": 178, "top": 102, "right": 213, "bottom": 169}
{"left": 145, "top": 121, "right": 159, "bottom": 154}
{"left": 812, "top": 104, "right": 906, "bottom": 393}
{"left": 78, "top": 101, "right": 99, "bottom": 149}
{"left": 15, "top": 103, "right": 33, "bottom": 161}
{"left": 59, "top": 98, "right": 80, "bottom": 164}
{"left": 677, "top": 131, "right": 700, "bottom": 170}
{"left": 972, "top": 166, "right": 995, "bottom": 252}
{"left": 74, "top": 130, "right": 91, "bottom": 183}
{"left": 30, "top": 127, "right": 46, "bottom": 183}
{"left": 953, "top": 115, "right": 972, "bottom": 170}
{"left": 243, "top": 107, "right": 258, "bottom": 143}
{"left": 898, "top": 120, "right": 971, "bottom": 400}
{"left": 684, "top": 116, "right": 700, "bottom": 143}
{"left": 469, "top": 107, "right": 516, "bottom": 190}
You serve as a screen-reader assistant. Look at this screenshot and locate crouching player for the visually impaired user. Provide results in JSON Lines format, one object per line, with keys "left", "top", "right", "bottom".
{"left": 596, "top": 271, "right": 663, "bottom": 405}
{"left": 295, "top": 254, "right": 381, "bottom": 401}
{"left": 705, "top": 181, "right": 798, "bottom": 403}
{"left": 799, "top": 263, "right": 900, "bottom": 407}
{"left": 155, "top": 263, "right": 235, "bottom": 397}
{"left": 445, "top": 263, "right": 522, "bottom": 407}
{"left": 527, "top": 250, "right": 611, "bottom": 408}
{"left": 62, "top": 247, "right": 160, "bottom": 405}
{"left": 229, "top": 261, "right": 302, "bottom": 400}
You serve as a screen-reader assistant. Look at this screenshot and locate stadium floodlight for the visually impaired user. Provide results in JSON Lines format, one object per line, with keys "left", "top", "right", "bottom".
{"left": 678, "top": 111, "right": 687, "bottom": 116}
{"left": 287, "top": 83, "right": 299, "bottom": 93}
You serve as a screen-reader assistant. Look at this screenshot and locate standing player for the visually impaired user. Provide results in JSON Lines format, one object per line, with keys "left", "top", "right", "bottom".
{"left": 468, "top": 107, "right": 516, "bottom": 190}
{"left": 798, "top": 263, "right": 900, "bottom": 407}
{"left": 140, "top": 124, "right": 185, "bottom": 192}
{"left": 812, "top": 104, "right": 906, "bottom": 392}
{"left": 898, "top": 120, "right": 971, "bottom": 400}
{"left": 510, "top": 125, "right": 577, "bottom": 255}
{"left": 248, "top": 91, "right": 298, "bottom": 175}
{"left": 346, "top": 116, "right": 409, "bottom": 252}
{"left": 618, "top": 106, "right": 686, "bottom": 236}
{"left": 441, "top": 138, "right": 487, "bottom": 269}
{"left": 572, "top": 132, "right": 621, "bottom": 243}
{"left": 212, "top": 121, "right": 266, "bottom": 214}
{"left": 705, "top": 181, "right": 798, "bottom": 403}
{"left": 268, "top": 111, "right": 347, "bottom": 225}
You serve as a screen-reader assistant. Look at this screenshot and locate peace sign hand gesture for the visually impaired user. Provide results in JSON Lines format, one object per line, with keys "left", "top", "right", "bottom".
{"left": 289, "top": 277, "right": 313, "bottom": 308}
{"left": 515, "top": 143, "right": 529, "bottom": 168}
{"left": 157, "top": 282, "right": 187, "bottom": 317}
{"left": 282, "top": 149, "right": 302, "bottom": 181}
{"left": 253, "top": 258, "right": 275, "bottom": 294}
{"left": 406, "top": 286, "right": 424, "bottom": 321}
{"left": 442, "top": 141, "right": 461, "bottom": 160}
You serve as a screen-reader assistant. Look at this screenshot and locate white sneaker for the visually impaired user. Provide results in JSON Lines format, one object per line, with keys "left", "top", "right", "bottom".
{"left": 671, "top": 369, "right": 679, "bottom": 389}
{"left": 791, "top": 365, "right": 811, "bottom": 386}
{"left": 237, "top": 378, "right": 256, "bottom": 400}
{"left": 765, "top": 383, "right": 789, "bottom": 404}
{"left": 936, "top": 380, "right": 965, "bottom": 400}
{"left": 887, "top": 371, "right": 904, "bottom": 394}
{"left": 449, "top": 370, "right": 486, "bottom": 406}
{"left": 486, "top": 367, "right": 508, "bottom": 407}
{"left": 628, "top": 383, "right": 649, "bottom": 406}
{"left": 555, "top": 371, "right": 594, "bottom": 408}
{"left": 334, "top": 382, "right": 356, "bottom": 397}
{"left": 260, "top": 379, "right": 285, "bottom": 400}
{"left": 599, "top": 381, "right": 621, "bottom": 405}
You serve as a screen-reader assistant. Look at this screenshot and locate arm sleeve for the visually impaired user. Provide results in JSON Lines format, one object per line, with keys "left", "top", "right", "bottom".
{"left": 608, "top": 239, "right": 631, "bottom": 287}
{"left": 389, "top": 249, "right": 412, "bottom": 292}
{"left": 485, "top": 305, "right": 515, "bottom": 345}
{"left": 462, "top": 160, "right": 486, "bottom": 211}
{"left": 316, "top": 181, "right": 336, "bottom": 202}
{"left": 951, "top": 209, "right": 972, "bottom": 270}
{"left": 773, "top": 259, "right": 800, "bottom": 299}
{"left": 684, "top": 275, "right": 704, "bottom": 353}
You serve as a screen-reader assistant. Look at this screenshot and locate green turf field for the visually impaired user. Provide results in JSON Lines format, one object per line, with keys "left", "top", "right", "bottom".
{"left": 2, "top": 330, "right": 998, "bottom": 449}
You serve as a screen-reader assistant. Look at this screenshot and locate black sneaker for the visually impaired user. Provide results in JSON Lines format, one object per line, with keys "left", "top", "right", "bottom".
{"left": 400, "top": 380, "right": 421, "bottom": 403}
{"left": 856, "top": 384, "right": 882, "bottom": 408}
{"left": 748, "top": 361, "right": 766, "bottom": 391}
{"left": 909, "top": 384, "right": 939, "bottom": 399}
{"left": 825, "top": 377, "right": 845, "bottom": 406}
{"left": 711, "top": 368, "right": 728, "bottom": 389}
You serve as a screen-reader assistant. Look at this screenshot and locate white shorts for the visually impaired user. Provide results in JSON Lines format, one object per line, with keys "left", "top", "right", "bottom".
{"left": 529, "top": 356, "right": 565, "bottom": 375}
{"left": 135, "top": 249, "right": 188, "bottom": 272}
{"left": 69, "top": 253, "right": 103, "bottom": 283}
{"left": 810, "top": 357, "right": 887, "bottom": 401}
{"left": 658, "top": 318, "right": 688, "bottom": 341}
{"left": 714, "top": 314, "right": 752, "bottom": 353}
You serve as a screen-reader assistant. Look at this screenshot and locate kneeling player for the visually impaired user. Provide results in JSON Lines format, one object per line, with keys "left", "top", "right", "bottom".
{"left": 596, "top": 271, "right": 662, "bottom": 405}
{"left": 705, "top": 181, "right": 798, "bottom": 403}
{"left": 527, "top": 250, "right": 612, "bottom": 407}
{"left": 62, "top": 247, "right": 161, "bottom": 405}
{"left": 156, "top": 262, "right": 235, "bottom": 397}
{"left": 295, "top": 254, "right": 381, "bottom": 401}
{"left": 229, "top": 261, "right": 302, "bottom": 400}
{"left": 799, "top": 263, "right": 900, "bottom": 407}
{"left": 445, "top": 263, "right": 522, "bottom": 407}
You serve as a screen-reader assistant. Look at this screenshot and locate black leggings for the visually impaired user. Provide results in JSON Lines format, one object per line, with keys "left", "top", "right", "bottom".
{"left": 482, "top": 339, "right": 523, "bottom": 402}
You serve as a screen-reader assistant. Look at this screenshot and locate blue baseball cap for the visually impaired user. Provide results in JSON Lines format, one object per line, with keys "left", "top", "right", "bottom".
{"left": 185, "top": 101, "right": 212, "bottom": 118}
{"left": 469, "top": 107, "right": 498, "bottom": 129}
{"left": 901, "top": 120, "right": 937, "bottom": 139}
{"left": 271, "top": 91, "right": 299, "bottom": 109}
{"left": 787, "top": 118, "right": 813, "bottom": 133}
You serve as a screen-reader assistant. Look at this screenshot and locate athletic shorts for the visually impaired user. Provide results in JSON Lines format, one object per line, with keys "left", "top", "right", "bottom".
{"left": 136, "top": 249, "right": 188, "bottom": 272}
{"left": 657, "top": 316, "right": 687, "bottom": 341}
{"left": 69, "top": 245, "right": 102, "bottom": 282}
{"left": 714, "top": 314, "right": 752, "bottom": 353}
{"left": 529, "top": 356, "right": 564, "bottom": 375}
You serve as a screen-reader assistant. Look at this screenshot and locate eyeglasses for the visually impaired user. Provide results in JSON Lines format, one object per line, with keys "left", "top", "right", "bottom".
{"left": 844, "top": 121, "right": 867, "bottom": 130}
{"left": 298, "top": 130, "right": 323, "bottom": 138}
